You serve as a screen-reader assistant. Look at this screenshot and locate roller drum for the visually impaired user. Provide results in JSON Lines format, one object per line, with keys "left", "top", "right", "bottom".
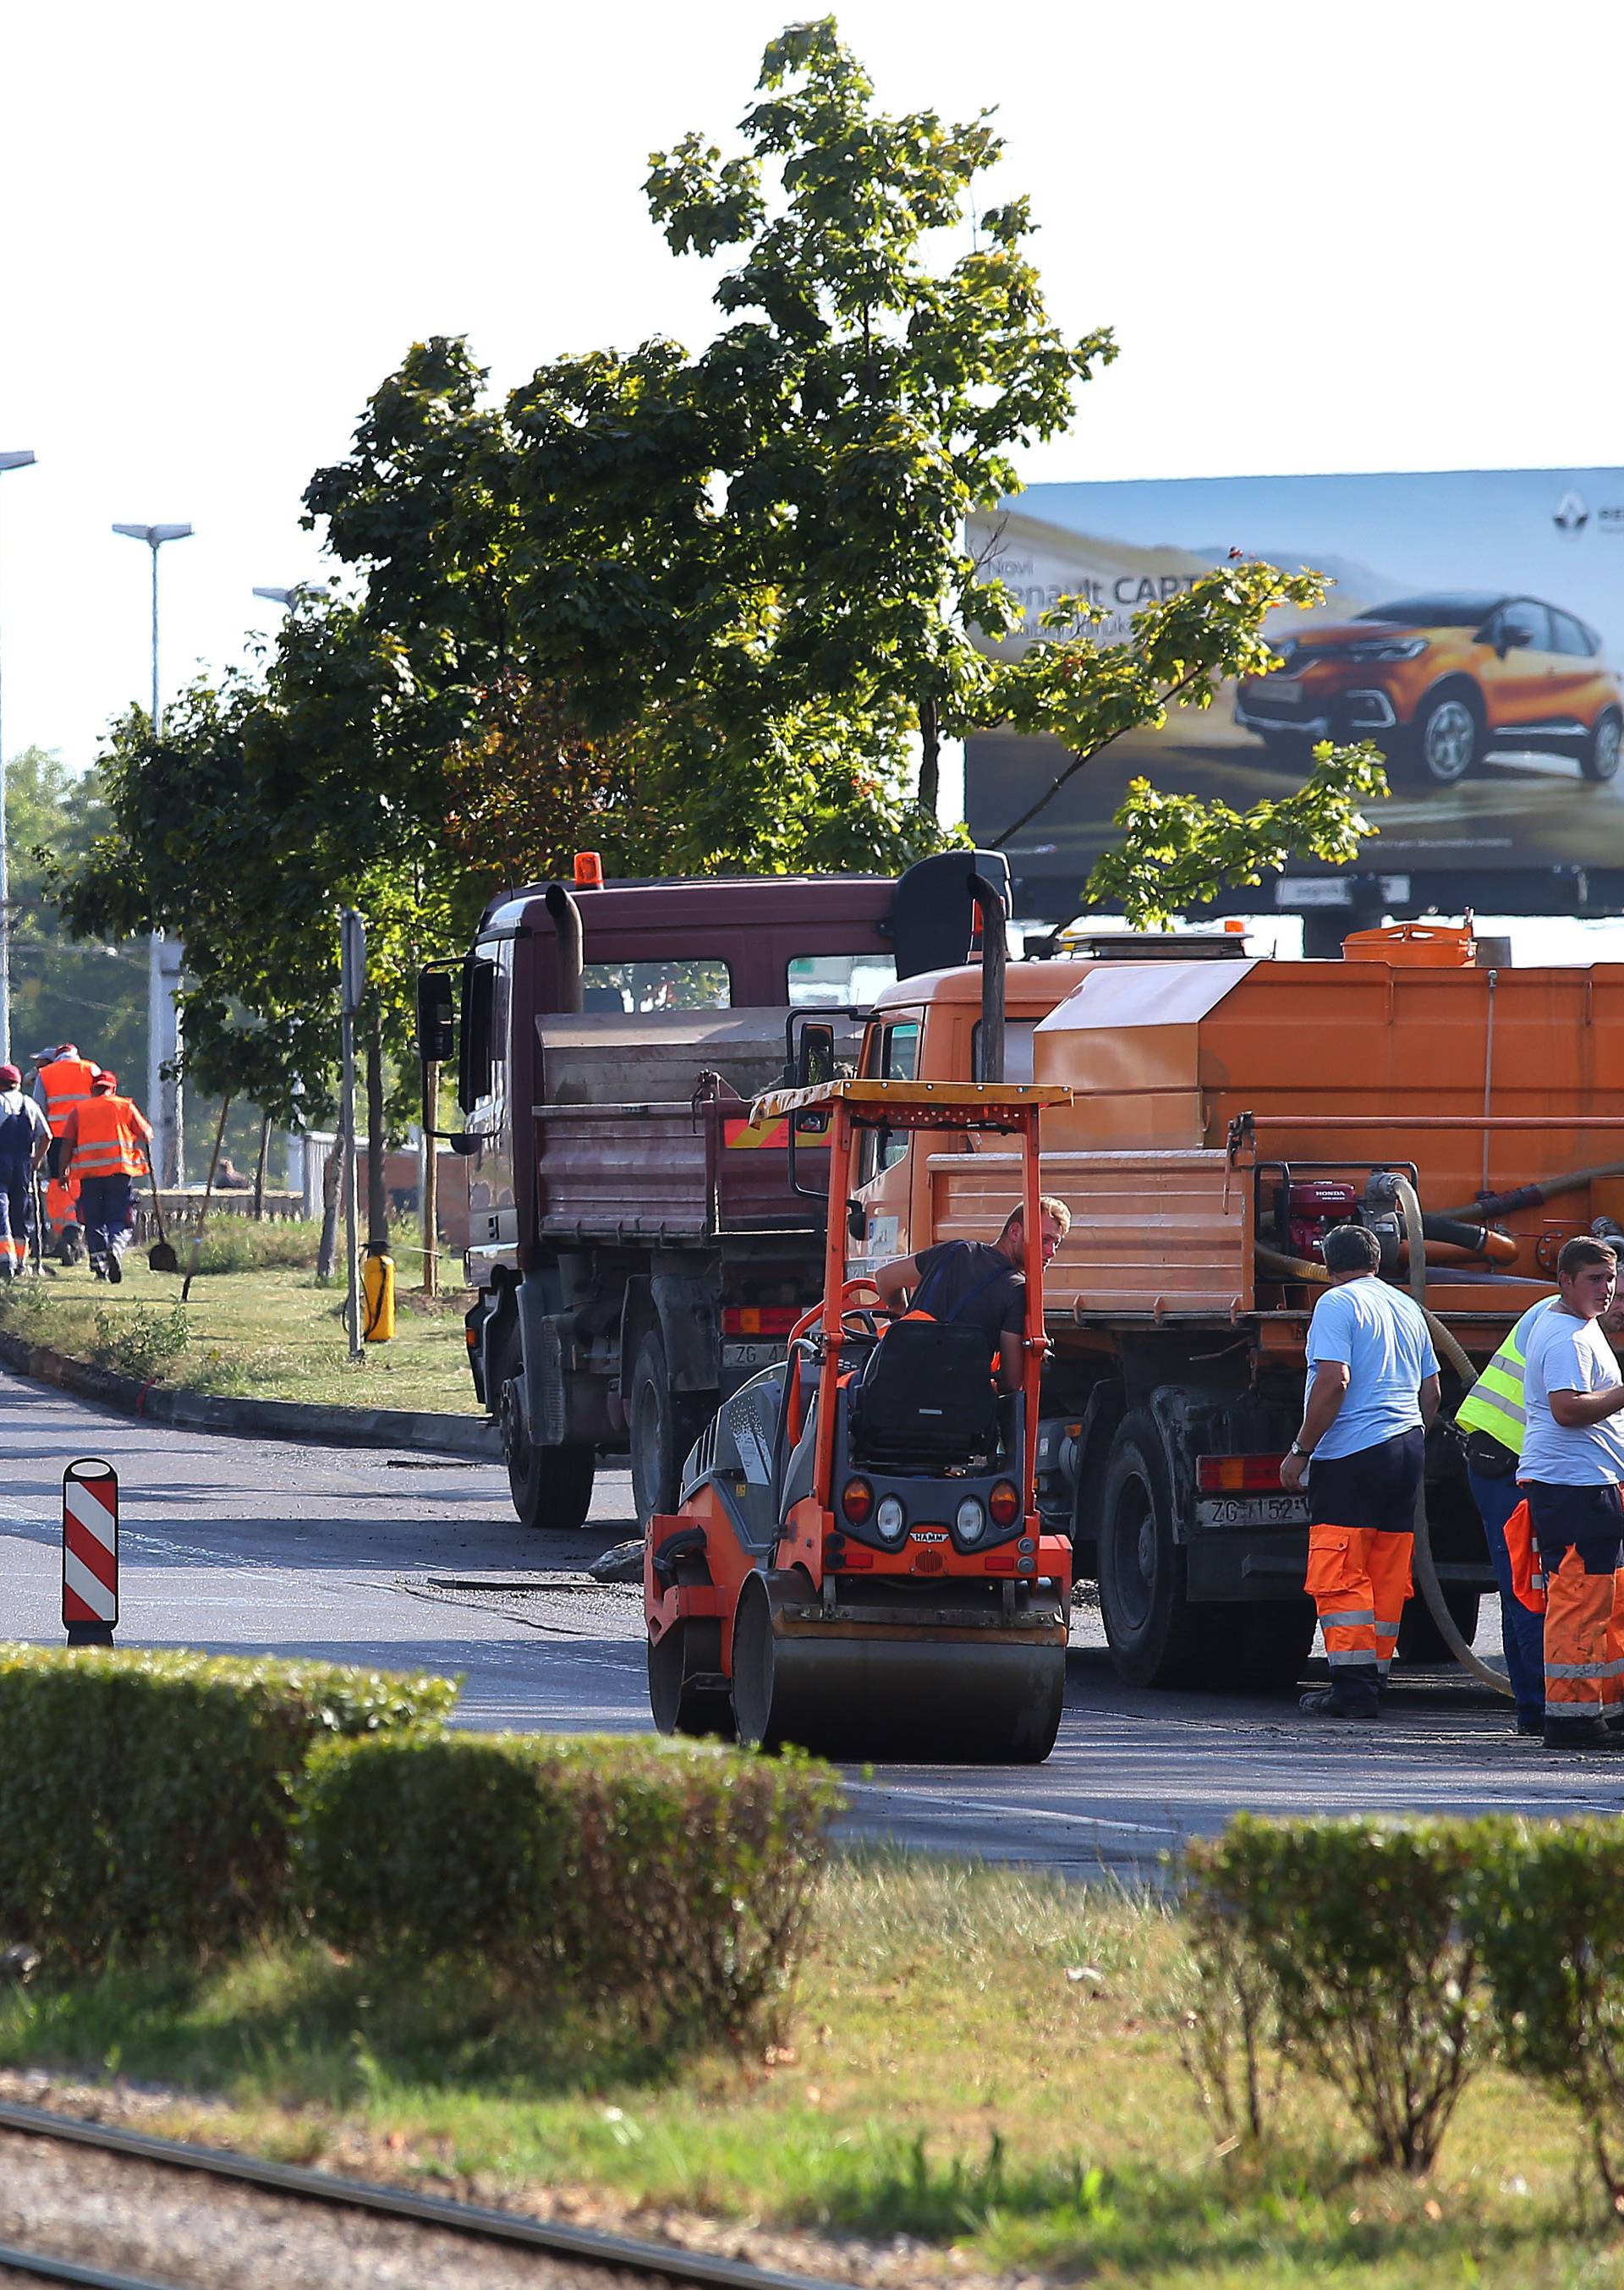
{"left": 731, "top": 1576, "right": 1065, "bottom": 1764}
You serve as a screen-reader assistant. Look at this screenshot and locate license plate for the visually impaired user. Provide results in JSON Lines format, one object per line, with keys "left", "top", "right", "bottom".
{"left": 1195, "top": 1493, "right": 1309, "bottom": 1531}
{"left": 723, "top": 1341, "right": 782, "bottom": 1369}
{"left": 1265, "top": 676, "right": 1303, "bottom": 702}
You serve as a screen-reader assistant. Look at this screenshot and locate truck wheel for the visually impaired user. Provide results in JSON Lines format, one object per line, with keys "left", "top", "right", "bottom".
{"left": 629, "top": 1329, "right": 710, "bottom": 1529}
{"left": 1396, "top": 1590, "right": 1480, "bottom": 1667}
{"left": 495, "top": 1328, "right": 595, "bottom": 1533}
{"left": 1096, "top": 1410, "right": 1211, "bottom": 1689}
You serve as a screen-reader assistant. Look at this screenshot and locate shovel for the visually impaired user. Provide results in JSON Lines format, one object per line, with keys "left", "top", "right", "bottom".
{"left": 145, "top": 1165, "right": 180, "bottom": 1275}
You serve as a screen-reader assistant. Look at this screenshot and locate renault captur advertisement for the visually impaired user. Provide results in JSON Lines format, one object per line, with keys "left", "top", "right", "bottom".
{"left": 965, "top": 467, "right": 1624, "bottom": 917}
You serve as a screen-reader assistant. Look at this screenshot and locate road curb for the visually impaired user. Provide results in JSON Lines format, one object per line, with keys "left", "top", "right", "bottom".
{"left": 0, "top": 1326, "right": 502, "bottom": 1459}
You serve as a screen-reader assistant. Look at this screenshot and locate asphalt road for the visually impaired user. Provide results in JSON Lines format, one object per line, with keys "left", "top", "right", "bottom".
{"left": 1, "top": 1365, "right": 1619, "bottom": 1879}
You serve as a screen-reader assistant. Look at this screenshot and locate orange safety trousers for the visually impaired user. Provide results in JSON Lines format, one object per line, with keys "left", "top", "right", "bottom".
{"left": 1305, "top": 1522, "right": 1414, "bottom": 1685}
{"left": 1542, "top": 1546, "right": 1624, "bottom": 1724}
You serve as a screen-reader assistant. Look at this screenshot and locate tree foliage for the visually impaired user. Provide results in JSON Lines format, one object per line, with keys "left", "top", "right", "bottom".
{"left": 51, "top": 16, "right": 1388, "bottom": 1115}
{"left": 4, "top": 749, "right": 145, "bottom": 1079}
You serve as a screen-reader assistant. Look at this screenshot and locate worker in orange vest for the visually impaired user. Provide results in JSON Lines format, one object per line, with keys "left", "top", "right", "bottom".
{"left": 31, "top": 1042, "right": 101, "bottom": 1179}
{"left": 59, "top": 1071, "right": 153, "bottom": 1285}
{"left": 0, "top": 1063, "right": 51, "bottom": 1277}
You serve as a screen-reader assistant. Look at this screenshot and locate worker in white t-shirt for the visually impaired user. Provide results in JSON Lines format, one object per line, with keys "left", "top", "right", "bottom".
{"left": 1518, "top": 1234, "right": 1624, "bottom": 1750}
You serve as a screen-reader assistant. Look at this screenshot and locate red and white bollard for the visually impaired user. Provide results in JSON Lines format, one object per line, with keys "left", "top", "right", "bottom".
{"left": 62, "top": 1458, "right": 118, "bottom": 1648}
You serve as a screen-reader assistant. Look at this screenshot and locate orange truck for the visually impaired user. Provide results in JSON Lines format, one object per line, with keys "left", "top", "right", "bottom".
{"left": 845, "top": 922, "right": 1624, "bottom": 1690}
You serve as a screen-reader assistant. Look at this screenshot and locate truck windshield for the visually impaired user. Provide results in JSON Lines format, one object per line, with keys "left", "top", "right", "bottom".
{"left": 581, "top": 959, "right": 732, "bottom": 1012}
{"left": 788, "top": 954, "right": 897, "bottom": 1007}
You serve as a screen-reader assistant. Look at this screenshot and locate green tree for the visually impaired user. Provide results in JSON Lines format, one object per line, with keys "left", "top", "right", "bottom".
{"left": 54, "top": 13, "right": 1387, "bottom": 1118}
{"left": 304, "top": 19, "right": 1381, "bottom": 910}
{"left": 4, "top": 748, "right": 146, "bottom": 1081}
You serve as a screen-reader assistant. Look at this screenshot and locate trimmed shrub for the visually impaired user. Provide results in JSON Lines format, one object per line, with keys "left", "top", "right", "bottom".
{"left": 1177, "top": 1866, "right": 1286, "bottom": 2145}
{"left": 0, "top": 1646, "right": 458, "bottom": 1969}
{"left": 1181, "top": 1815, "right": 1486, "bottom": 2172}
{"left": 298, "top": 1731, "right": 842, "bottom": 2043}
{"left": 1468, "top": 1818, "right": 1624, "bottom": 2208}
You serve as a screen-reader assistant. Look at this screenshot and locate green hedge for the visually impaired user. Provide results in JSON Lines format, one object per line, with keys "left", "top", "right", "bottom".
{"left": 1468, "top": 1820, "right": 1624, "bottom": 2207}
{"left": 1182, "top": 1815, "right": 1486, "bottom": 2172}
{"left": 297, "top": 1731, "right": 842, "bottom": 2041}
{"left": 0, "top": 1646, "right": 458, "bottom": 1969}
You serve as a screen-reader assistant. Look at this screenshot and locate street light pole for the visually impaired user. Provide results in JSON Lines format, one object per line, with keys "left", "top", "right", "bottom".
{"left": 112, "top": 522, "right": 193, "bottom": 1189}
{"left": 0, "top": 450, "right": 38, "bottom": 1066}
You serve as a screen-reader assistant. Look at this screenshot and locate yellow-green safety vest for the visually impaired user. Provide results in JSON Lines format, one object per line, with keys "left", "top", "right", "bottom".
{"left": 1456, "top": 1298, "right": 1556, "bottom": 1456}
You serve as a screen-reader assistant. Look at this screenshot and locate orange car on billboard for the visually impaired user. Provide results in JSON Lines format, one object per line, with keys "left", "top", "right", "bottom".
{"left": 1235, "top": 592, "right": 1624, "bottom": 787}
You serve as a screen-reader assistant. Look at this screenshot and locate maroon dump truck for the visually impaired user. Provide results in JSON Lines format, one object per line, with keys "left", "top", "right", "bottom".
{"left": 418, "top": 854, "right": 1007, "bottom": 1531}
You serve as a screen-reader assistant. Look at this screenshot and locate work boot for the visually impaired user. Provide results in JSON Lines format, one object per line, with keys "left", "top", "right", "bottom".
{"left": 1299, "top": 1685, "right": 1380, "bottom": 1721}
{"left": 105, "top": 1251, "right": 122, "bottom": 1287}
{"left": 1516, "top": 1713, "right": 1545, "bottom": 1738}
{"left": 1544, "top": 1716, "right": 1621, "bottom": 1751}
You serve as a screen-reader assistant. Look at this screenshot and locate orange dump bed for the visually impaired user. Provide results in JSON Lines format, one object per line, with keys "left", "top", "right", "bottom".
{"left": 1026, "top": 957, "right": 1624, "bottom": 1277}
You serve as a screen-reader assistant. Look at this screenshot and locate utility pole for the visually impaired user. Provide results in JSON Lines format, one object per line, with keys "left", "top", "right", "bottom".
{"left": 112, "top": 521, "right": 193, "bottom": 1185}
{"left": 0, "top": 451, "right": 38, "bottom": 1065}
{"left": 339, "top": 909, "right": 365, "bottom": 1361}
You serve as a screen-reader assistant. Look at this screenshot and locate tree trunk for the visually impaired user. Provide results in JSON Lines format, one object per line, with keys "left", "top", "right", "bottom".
{"left": 365, "top": 1003, "right": 388, "bottom": 1249}
{"left": 251, "top": 1112, "right": 272, "bottom": 1221}
{"left": 421, "top": 1060, "right": 440, "bottom": 1298}
{"left": 316, "top": 1144, "right": 341, "bottom": 1280}
{"left": 918, "top": 695, "right": 941, "bottom": 821}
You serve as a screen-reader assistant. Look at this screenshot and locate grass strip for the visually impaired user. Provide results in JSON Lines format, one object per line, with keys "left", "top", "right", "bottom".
{"left": 0, "top": 1850, "right": 1604, "bottom": 2287}
{"left": 0, "top": 1240, "right": 480, "bottom": 1414}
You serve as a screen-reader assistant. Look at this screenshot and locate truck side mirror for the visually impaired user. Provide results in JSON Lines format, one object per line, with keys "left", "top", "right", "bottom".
{"left": 416, "top": 969, "right": 456, "bottom": 1066}
{"left": 459, "top": 956, "right": 497, "bottom": 1110}
{"left": 793, "top": 1020, "right": 837, "bottom": 1135}
{"left": 796, "top": 1021, "right": 836, "bottom": 1090}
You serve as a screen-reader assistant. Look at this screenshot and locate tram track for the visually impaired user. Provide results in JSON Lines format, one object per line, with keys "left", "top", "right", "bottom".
{"left": 0, "top": 2099, "right": 844, "bottom": 2290}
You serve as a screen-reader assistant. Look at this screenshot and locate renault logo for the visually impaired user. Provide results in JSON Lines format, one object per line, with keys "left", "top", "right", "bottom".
{"left": 1554, "top": 489, "right": 1589, "bottom": 536}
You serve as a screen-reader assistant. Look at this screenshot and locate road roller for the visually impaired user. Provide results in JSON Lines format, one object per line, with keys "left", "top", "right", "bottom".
{"left": 643, "top": 1076, "right": 1075, "bottom": 1761}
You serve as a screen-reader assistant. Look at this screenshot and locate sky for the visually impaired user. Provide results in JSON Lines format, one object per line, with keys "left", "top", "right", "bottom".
{"left": 4, "top": 0, "right": 1622, "bottom": 931}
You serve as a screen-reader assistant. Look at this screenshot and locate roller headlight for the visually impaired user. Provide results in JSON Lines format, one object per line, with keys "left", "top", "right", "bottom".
{"left": 955, "top": 1496, "right": 986, "bottom": 1545}
{"left": 875, "top": 1494, "right": 906, "bottom": 1542}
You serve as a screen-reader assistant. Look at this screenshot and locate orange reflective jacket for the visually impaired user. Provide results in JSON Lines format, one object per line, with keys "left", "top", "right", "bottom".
{"left": 68, "top": 1096, "right": 150, "bottom": 1179}
{"left": 36, "top": 1057, "right": 96, "bottom": 1135}
{"left": 46, "top": 1176, "right": 80, "bottom": 1227}
{"left": 1505, "top": 1497, "right": 1547, "bottom": 1615}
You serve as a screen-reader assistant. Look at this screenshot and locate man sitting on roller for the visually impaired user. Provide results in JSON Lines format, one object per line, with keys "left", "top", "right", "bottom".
{"left": 872, "top": 1198, "right": 1070, "bottom": 1392}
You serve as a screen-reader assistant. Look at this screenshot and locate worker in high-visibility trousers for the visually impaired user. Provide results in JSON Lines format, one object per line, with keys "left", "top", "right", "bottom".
{"left": 30, "top": 1042, "right": 99, "bottom": 1178}
{"left": 0, "top": 1064, "right": 52, "bottom": 1279}
{"left": 44, "top": 1170, "right": 83, "bottom": 1263}
{"left": 58, "top": 1071, "right": 153, "bottom": 1286}
{"left": 1280, "top": 1222, "right": 1441, "bottom": 1719}
{"left": 1519, "top": 1235, "right": 1624, "bottom": 1751}
{"left": 1457, "top": 1294, "right": 1560, "bottom": 1736}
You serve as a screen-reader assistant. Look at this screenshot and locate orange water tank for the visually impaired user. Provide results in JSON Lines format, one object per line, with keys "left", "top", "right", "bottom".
{"left": 1341, "top": 921, "right": 1476, "bottom": 967}
{"left": 1032, "top": 956, "right": 1624, "bottom": 1271}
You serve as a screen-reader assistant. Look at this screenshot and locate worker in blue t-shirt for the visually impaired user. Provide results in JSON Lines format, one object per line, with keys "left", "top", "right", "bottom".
{"left": 1279, "top": 1222, "right": 1440, "bottom": 1719}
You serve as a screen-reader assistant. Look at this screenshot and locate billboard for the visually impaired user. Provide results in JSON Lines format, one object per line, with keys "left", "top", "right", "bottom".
{"left": 966, "top": 467, "right": 1624, "bottom": 922}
